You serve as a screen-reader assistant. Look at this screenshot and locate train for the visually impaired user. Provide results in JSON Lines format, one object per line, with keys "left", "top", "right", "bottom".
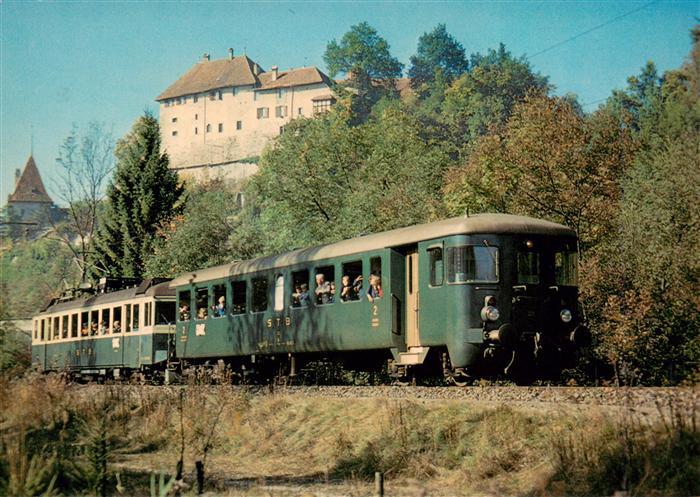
{"left": 31, "top": 214, "right": 590, "bottom": 385}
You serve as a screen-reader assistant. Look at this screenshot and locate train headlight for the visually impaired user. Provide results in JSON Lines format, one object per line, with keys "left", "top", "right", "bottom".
{"left": 481, "top": 306, "right": 500, "bottom": 322}
{"left": 560, "top": 309, "right": 573, "bottom": 323}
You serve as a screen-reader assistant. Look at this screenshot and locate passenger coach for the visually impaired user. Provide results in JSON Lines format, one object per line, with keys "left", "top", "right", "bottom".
{"left": 31, "top": 278, "right": 176, "bottom": 381}
{"left": 170, "top": 214, "right": 589, "bottom": 384}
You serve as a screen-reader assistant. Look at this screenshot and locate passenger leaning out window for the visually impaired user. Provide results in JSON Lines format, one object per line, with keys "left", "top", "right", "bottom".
{"left": 341, "top": 275, "right": 362, "bottom": 302}
{"left": 179, "top": 304, "right": 190, "bottom": 321}
{"left": 212, "top": 296, "right": 226, "bottom": 317}
{"left": 367, "top": 274, "right": 383, "bottom": 303}
{"left": 315, "top": 274, "right": 332, "bottom": 305}
{"left": 299, "top": 284, "right": 310, "bottom": 306}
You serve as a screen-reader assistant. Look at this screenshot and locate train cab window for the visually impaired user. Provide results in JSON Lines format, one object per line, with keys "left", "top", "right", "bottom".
{"left": 231, "top": 280, "right": 247, "bottom": 315}
{"left": 555, "top": 251, "right": 578, "bottom": 286}
{"left": 428, "top": 247, "right": 444, "bottom": 287}
{"left": 517, "top": 252, "right": 540, "bottom": 285}
{"left": 81, "top": 311, "right": 89, "bottom": 336}
{"left": 71, "top": 314, "right": 78, "bottom": 338}
{"left": 340, "top": 261, "right": 363, "bottom": 302}
{"left": 62, "top": 315, "right": 68, "bottom": 339}
{"left": 133, "top": 304, "right": 140, "bottom": 331}
{"left": 125, "top": 304, "right": 132, "bottom": 332}
{"left": 290, "top": 270, "right": 310, "bottom": 308}
{"left": 155, "top": 301, "right": 176, "bottom": 325}
{"left": 112, "top": 307, "right": 122, "bottom": 333}
{"left": 212, "top": 284, "right": 226, "bottom": 318}
{"left": 274, "top": 275, "right": 285, "bottom": 312}
{"left": 196, "top": 288, "right": 209, "bottom": 320}
{"left": 251, "top": 277, "right": 268, "bottom": 313}
{"left": 314, "top": 266, "right": 335, "bottom": 305}
{"left": 447, "top": 246, "right": 499, "bottom": 283}
{"left": 178, "top": 291, "right": 191, "bottom": 321}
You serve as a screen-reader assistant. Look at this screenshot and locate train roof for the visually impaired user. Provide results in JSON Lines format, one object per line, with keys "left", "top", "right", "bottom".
{"left": 38, "top": 279, "right": 175, "bottom": 316}
{"left": 171, "top": 214, "right": 576, "bottom": 287}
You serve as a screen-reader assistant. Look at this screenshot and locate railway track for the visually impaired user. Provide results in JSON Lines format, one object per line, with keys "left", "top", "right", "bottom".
{"left": 77, "top": 383, "right": 698, "bottom": 409}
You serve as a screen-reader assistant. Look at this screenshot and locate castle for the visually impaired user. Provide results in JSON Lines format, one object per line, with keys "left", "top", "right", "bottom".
{"left": 156, "top": 50, "right": 336, "bottom": 181}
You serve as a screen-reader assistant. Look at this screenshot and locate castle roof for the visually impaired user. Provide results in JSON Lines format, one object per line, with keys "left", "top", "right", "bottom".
{"left": 8, "top": 155, "right": 53, "bottom": 204}
{"left": 256, "top": 66, "right": 333, "bottom": 90}
{"left": 156, "top": 55, "right": 264, "bottom": 101}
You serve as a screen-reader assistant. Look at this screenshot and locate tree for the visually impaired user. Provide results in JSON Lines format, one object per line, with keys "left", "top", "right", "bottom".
{"left": 408, "top": 24, "right": 468, "bottom": 90}
{"left": 441, "top": 44, "right": 549, "bottom": 154}
{"left": 91, "top": 113, "right": 183, "bottom": 279}
{"left": 324, "top": 22, "right": 404, "bottom": 121}
{"left": 51, "top": 123, "right": 114, "bottom": 282}
{"left": 144, "top": 179, "right": 259, "bottom": 278}
{"left": 443, "top": 94, "right": 634, "bottom": 252}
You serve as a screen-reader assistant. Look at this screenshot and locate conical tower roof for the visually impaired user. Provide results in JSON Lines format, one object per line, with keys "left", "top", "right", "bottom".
{"left": 8, "top": 155, "right": 53, "bottom": 204}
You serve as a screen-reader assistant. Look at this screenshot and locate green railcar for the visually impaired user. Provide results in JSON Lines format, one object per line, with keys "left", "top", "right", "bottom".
{"left": 31, "top": 279, "right": 176, "bottom": 381}
{"left": 170, "top": 214, "right": 589, "bottom": 383}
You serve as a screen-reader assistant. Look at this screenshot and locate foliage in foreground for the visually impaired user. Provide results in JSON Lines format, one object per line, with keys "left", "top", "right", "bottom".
{"left": 0, "top": 375, "right": 698, "bottom": 497}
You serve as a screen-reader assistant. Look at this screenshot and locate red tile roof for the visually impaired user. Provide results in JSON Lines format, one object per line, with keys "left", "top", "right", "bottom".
{"left": 8, "top": 156, "right": 53, "bottom": 204}
{"left": 257, "top": 67, "right": 333, "bottom": 90}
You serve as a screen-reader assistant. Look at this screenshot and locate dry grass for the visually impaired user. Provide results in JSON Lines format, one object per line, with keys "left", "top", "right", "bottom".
{"left": 0, "top": 375, "right": 698, "bottom": 496}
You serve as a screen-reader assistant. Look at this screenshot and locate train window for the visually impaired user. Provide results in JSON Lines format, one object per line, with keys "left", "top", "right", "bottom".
{"left": 251, "top": 277, "right": 268, "bottom": 313}
{"left": 555, "top": 251, "right": 578, "bottom": 286}
{"left": 54, "top": 316, "right": 60, "bottom": 339}
{"left": 274, "top": 275, "right": 285, "bottom": 312}
{"left": 133, "top": 304, "right": 140, "bottom": 331}
{"left": 196, "top": 288, "right": 209, "bottom": 320}
{"left": 517, "top": 252, "right": 540, "bottom": 285}
{"left": 429, "top": 247, "right": 444, "bottom": 287}
{"left": 231, "top": 280, "right": 247, "bottom": 315}
{"left": 178, "top": 291, "right": 191, "bottom": 321}
{"left": 447, "top": 246, "right": 499, "bottom": 284}
{"left": 98, "top": 309, "right": 107, "bottom": 335}
{"left": 113, "top": 307, "right": 122, "bottom": 333}
{"left": 155, "top": 302, "right": 176, "bottom": 325}
{"left": 62, "top": 315, "right": 68, "bottom": 339}
{"left": 81, "top": 311, "right": 89, "bottom": 336}
{"left": 341, "top": 261, "right": 363, "bottom": 302}
{"left": 89, "top": 311, "right": 97, "bottom": 336}
{"left": 369, "top": 257, "right": 383, "bottom": 301}
{"left": 290, "top": 270, "right": 310, "bottom": 308}
{"left": 125, "top": 304, "right": 132, "bottom": 332}
{"left": 71, "top": 314, "right": 78, "bottom": 338}
{"left": 146, "top": 302, "right": 153, "bottom": 326}
{"left": 212, "top": 284, "right": 226, "bottom": 318}
{"left": 314, "top": 266, "right": 335, "bottom": 305}
{"left": 40, "top": 319, "right": 45, "bottom": 341}
{"left": 33, "top": 321, "right": 37, "bottom": 340}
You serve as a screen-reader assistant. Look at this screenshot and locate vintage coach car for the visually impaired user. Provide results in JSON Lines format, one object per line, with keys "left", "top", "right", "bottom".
{"left": 31, "top": 278, "right": 176, "bottom": 381}
{"left": 170, "top": 214, "right": 589, "bottom": 384}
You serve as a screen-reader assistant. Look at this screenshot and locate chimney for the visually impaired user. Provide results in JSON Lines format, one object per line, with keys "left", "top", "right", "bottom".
{"left": 14, "top": 169, "right": 21, "bottom": 187}
{"left": 271, "top": 66, "right": 278, "bottom": 81}
{"left": 228, "top": 48, "right": 234, "bottom": 60}
{"left": 202, "top": 53, "right": 210, "bottom": 61}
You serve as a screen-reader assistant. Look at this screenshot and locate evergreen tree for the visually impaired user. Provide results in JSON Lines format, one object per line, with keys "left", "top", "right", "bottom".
{"left": 91, "top": 113, "right": 183, "bottom": 279}
{"left": 408, "top": 24, "right": 468, "bottom": 90}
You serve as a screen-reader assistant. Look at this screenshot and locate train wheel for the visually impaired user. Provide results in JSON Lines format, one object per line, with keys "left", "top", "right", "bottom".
{"left": 445, "top": 368, "right": 473, "bottom": 387}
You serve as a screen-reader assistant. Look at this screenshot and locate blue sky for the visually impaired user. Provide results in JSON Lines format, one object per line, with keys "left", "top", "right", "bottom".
{"left": 1, "top": 1, "right": 698, "bottom": 204}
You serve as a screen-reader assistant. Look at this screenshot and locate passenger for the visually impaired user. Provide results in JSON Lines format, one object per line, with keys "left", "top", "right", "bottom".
{"left": 315, "top": 274, "right": 332, "bottom": 305}
{"left": 291, "top": 286, "right": 302, "bottom": 308}
{"left": 367, "top": 274, "right": 383, "bottom": 303}
{"left": 179, "top": 304, "right": 190, "bottom": 321}
{"left": 213, "top": 296, "right": 226, "bottom": 317}
{"left": 81, "top": 323, "right": 89, "bottom": 336}
{"left": 90, "top": 322, "right": 98, "bottom": 336}
{"left": 99, "top": 321, "right": 107, "bottom": 335}
{"left": 113, "top": 320, "right": 121, "bottom": 333}
{"left": 329, "top": 281, "right": 336, "bottom": 303}
{"left": 197, "top": 307, "right": 207, "bottom": 320}
{"left": 299, "top": 283, "right": 311, "bottom": 307}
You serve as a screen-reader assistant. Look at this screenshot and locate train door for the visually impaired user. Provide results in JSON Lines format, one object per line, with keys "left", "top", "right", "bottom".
{"left": 406, "top": 250, "right": 421, "bottom": 348}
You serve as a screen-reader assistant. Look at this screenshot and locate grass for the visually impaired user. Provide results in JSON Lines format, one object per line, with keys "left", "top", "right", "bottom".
{"left": 0, "top": 374, "right": 697, "bottom": 496}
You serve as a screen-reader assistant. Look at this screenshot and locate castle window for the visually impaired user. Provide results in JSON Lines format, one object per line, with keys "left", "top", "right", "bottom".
{"left": 236, "top": 121, "right": 242, "bottom": 130}
{"left": 257, "top": 107, "right": 269, "bottom": 119}
{"left": 232, "top": 87, "right": 237, "bottom": 96}
{"left": 195, "top": 127, "right": 198, "bottom": 135}
{"left": 313, "top": 98, "right": 333, "bottom": 115}
{"left": 218, "top": 91, "right": 223, "bottom": 100}
{"left": 279, "top": 126, "right": 285, "bottom": 135}
{"left": 277, "top": 89, "right": 284, "bottom": 99}
{"left": 206, "top": 124, "right": 211, "bottom": 133}
{"left": 193, "top": 95, "right": 198, "bottom": 103}
{"left": 172, "top": 130, "right": 178, "bottom": 136}
{"left": 209, "top": 91, "right": 216, "bottom": 101}
{"left": 172, "top": 117, "right": 177, "bottom": 123}
{"left": 218, "top": 123, "right": 223, "bottom": 133}
{"left": 298, "top": 107, "right": 303, "bottom": 116}
{"left": 275, "top": 105, "right": 288, "bottom": 118}
{"left": 195, "top": 113, "right": 198, "bottom": 120}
